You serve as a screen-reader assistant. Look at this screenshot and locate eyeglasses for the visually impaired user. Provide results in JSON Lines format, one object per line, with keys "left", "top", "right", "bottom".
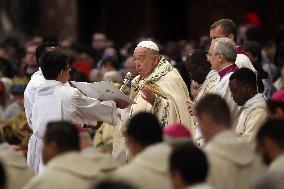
{"left": 206, "top": 52, "right": 221, "bottom": 60}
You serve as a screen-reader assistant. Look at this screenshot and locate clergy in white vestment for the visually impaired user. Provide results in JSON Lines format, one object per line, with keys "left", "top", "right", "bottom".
{"left": 24, "top": 121, "right": 117, "bottom": 189}
{"left": 185, "top": 50, "right": 220, "bottom": 147}
{"left": 208, "top": 38, "right": 241, "bottom": 126}
{"left": 266, "top": 89, "right": 284, "bottom": 121}
{"left": 28, "top": 51, "right": 128, "bottom": 173}
{"left": 112, "top": 41, "right": 193, "bottom": 163}
{"left": 130, "top": 41, "right": 193, "bottom": 130}
{"left": 256, "top": 119, "right": 284, "bottom": 173}
{"left": 24, "top": 42, "right": 60, "bottom": 129}
{"left": 113, "top": 143, "right": 172, "bottom": 189}
{"left": 112, "top": 113, "right": 172, "bottom": 189}
{"left": 229, "top": 68, "right": 267, "bottom": 143}
{"left": 195, "top": 94, "right": 266, "bottom": 189}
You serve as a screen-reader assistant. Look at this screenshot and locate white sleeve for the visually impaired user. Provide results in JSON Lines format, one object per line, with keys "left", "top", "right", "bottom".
{"left": 24, "top": 86, "right": 36, "bottom": 129}
{"left": 70, "top": 90, "right": 118, "bottom": 125}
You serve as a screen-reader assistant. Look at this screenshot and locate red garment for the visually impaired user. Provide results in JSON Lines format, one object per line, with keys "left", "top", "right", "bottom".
{"left": 163, "top": 123, "right": 192, "bottom": 138}
{"left": 72, "top": 60, "right": 93, "bottom": 78}
{"left": 0, "top": 81, "right": 4, "bottom": 95}
{"left": 218, "top": 64, "right": 239, "bottom": 79}
{"left": 271, "top": 89, "right": 284, "bottom": 104}
{"left": 236, "top": 46, "right": 245, "bottom": 54}
{"left": 244, "top": 11, "right": 261, "bottom": 27}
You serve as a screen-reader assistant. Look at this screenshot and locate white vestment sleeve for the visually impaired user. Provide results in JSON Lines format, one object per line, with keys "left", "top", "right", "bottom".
{"left": 70, "top": 90, "right": 118, "bottom": 125}
{"left": 24, "top": 90, "right": 34, "bottom": 129}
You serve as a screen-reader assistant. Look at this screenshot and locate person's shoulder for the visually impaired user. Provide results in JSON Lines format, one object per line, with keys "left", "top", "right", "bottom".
{"left": 82, "top": 150, "right": 118, "bottom": 172}
{"left": 236, "top": 54, "right": 256, "bottom": 71}
{"left": 236, "top": 53, "right": 251, "bottom": 62}
{"left": 161, "top": 68, "right": 183, "bottom": 81}
{"left": 112, "top": 163, "right": 138, "bottom": 184}
{"left": 26, "top": 75, "right": 45, "bottom": 90}
{"left": 269, "top": 154, "right": 284, "bottom": 172}
{"left": 57, "top": 84, "right": 78, "bottom": 95}
{"left": 22, "top": 172, "right": 50, "bottom": 189}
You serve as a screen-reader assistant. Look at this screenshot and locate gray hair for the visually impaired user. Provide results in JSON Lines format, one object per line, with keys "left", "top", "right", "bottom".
{"left": 212, "top": 37, "right": 237, "bottom": 62}
{"left": 103, "top": 70, "right": 123, "bottom": 83}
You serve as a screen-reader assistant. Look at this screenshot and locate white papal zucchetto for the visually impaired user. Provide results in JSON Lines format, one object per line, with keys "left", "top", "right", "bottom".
{"left": 137, "top": 40, "right": 159, "bottom": 52}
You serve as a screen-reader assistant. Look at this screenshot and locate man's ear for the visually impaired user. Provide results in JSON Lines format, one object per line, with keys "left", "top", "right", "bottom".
{"left": 170, "top": 169, "right": 185, "bottom": 188}
{"left": 244, "top": 84, "right": 252, "bottom": 92}
{"left": 201, "top": 113, "right": 212, "bottom": 124}
{"left": 275, "top": 107, "right": 284, "bottom": 120}
{"left": 263, "top": 137, "right": 278, "bottom": 159}
{"left": 199, "top": 112, "right": 212, "bottom": 126}
{"left": 48, "top": 141, "right": 59, "bottom": 152}
{"left": 263, "top": 137, "right": 275, "bottom": 149}
{"left": 217, "top": 53, "right": 223, "bottom": 63}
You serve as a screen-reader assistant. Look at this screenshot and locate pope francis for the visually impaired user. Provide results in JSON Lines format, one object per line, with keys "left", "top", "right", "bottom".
{"left": 113, "top": 41, "right": 193, "bottom": 162}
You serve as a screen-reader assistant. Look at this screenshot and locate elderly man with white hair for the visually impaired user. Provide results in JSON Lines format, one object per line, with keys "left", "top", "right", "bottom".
{"left": 112, "top": 41, "right": 193, "bottom": 163}
{"left": 129, "top": 41, "right": 193, "bottom": 129}
{"left": 207, "top": 37, "right": 240, "bottom": 126}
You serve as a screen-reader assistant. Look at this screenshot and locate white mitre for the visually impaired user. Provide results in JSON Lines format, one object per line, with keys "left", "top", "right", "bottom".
{"left": 137, "top": 40, "right": 159, "bottom": 52}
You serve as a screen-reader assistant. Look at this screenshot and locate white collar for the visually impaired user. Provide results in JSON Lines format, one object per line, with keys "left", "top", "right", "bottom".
{"left": 244, "top": 93, "right": 265, "bottom": 108}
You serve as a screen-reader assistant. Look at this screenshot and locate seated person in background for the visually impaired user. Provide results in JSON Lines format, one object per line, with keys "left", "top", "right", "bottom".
{"left": 169, "top": 142, "right": 212, "bottom": 189}
{"left": 242, "top": 41, "right": 276, "bottom": 97}
{"left": 121, "top": 55, "right": 138, "bottom": 79}
{"left": 266, "top": 89, "right": 284, "bottom": 121}
{"left": 97, "top": 57, "right": 118, "bottom": 81}
{"left": 94, "top": 70, "right": 124, "bottom": 154}
{"left": 0, "top": 124, "right": 34, "bottom": 189}
{"left": 274, "top": 62, "right": 284, "bottom": 91}
{"left": 24, "top": 121, "right": 117, "bottom": 189}
{"left": 0, "top": 114, "right": 32, "bottom": 154}
{"left": 103, "top": 70, "right": 123, "bottom": 84}
{"left": 3, "top": 77, "right": 28, "bottom": 119}
{"left": 229, "top": 68, "right": 267, "bottom": 142}
{"left": 0, "top": 78, "right": 12, "bottom": 120}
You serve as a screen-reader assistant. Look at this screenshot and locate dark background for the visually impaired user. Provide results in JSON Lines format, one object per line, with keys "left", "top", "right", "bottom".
{"left": 0, "top": 0, "right": 283, "bottom": 46}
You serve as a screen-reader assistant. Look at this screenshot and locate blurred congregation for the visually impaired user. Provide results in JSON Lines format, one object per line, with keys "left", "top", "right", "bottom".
{"left": 0, "top": 1, "right": 284, "bottom": 189}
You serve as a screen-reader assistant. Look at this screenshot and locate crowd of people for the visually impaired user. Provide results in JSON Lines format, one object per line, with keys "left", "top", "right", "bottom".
{"left": 0, "top": 18, "right": 284, "bottom": 189}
